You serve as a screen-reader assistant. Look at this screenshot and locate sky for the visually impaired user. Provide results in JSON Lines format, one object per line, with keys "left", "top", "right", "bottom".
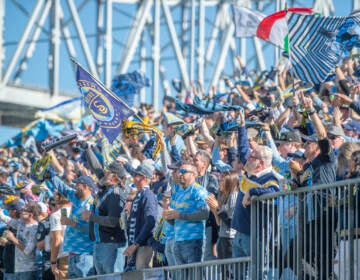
{"left": 3, "top": 1, "right": 354, "bottom": 94}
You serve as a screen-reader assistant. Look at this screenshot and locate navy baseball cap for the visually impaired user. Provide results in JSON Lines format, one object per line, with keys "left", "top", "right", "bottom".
{"left": 72, "top": 175, "right": 96, "bottom": 189}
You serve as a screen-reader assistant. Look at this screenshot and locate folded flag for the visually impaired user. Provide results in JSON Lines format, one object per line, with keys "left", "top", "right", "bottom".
{"left": 74, "top": 61, "right": 134, "bottom": 143}
{"left": 111, "top": 71, "right": 151, "bottom": 107}
{"left": 172, "top": 96, "right": 242, "bottom": 115}
{"left": 232, "top": 6, "right": 312, "bottom": 50}
{"left": 288, "top": 12, "right": 360, "bottom": 85}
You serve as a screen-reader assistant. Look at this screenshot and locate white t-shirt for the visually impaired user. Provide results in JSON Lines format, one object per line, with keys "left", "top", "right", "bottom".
{"left": 50, "top": 207, "right": 71, "bottom": 259}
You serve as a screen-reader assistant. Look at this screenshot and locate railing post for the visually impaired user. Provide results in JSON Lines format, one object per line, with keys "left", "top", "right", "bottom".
{"left": 297, "top": 192, "right": 304, "bottom": 279}
{"left": 251, "top": 197, "right": 257, "bottom": 279}
{"left": 348, "top": 183, "right": 355, "bottom": 279}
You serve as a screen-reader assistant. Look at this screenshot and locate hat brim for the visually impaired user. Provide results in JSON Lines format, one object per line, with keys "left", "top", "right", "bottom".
{"left": 301, "top": 136, "right": 318, "bottom": 142}
{"left": 134, "top": 171, "right": 151, "bottom": 178}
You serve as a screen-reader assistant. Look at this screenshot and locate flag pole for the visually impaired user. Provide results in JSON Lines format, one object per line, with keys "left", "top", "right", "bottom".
{"left": 70, "top": 57, "right": 146, "bottom": 125}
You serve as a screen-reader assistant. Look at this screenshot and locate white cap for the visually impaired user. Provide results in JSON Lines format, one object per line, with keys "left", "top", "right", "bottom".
{"left": 37, "top": 202, "right": 48, "bottom": 213}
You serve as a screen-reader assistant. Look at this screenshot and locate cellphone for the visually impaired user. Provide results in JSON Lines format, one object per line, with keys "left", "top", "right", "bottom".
{"left": 331, "top": 85, "right": 337, "bottom": 94}
{"left": 61, "top": 208, "right": 67, "bottom": 217}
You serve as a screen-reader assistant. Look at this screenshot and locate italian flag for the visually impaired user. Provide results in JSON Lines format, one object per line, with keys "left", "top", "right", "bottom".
{"left": 256, "top": 7, "right": 313, "bottom": 52}
{"left": 233, "top": 6, "right": 313, "bottom": 52}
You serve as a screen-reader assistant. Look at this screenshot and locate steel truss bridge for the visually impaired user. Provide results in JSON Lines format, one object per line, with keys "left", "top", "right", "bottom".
{"left": 0, "top": 0, "right": 357, "bottom": 126}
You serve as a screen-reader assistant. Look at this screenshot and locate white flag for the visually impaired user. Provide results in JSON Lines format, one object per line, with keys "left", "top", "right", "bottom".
{"left": 232, "top": 6, "right": 266, "bottom": 37}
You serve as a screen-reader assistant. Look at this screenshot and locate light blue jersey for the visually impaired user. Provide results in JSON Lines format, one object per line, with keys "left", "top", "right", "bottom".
{"left": 173, "top": 182, "right": 208, "bottom": 242}
{"left": 51, "top": 176, "right": 94, "bottom": 254}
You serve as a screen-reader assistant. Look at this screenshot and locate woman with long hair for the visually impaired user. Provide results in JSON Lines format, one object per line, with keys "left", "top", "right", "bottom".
{"left": 206, "top": 170, "right": 239, "bottom": 259}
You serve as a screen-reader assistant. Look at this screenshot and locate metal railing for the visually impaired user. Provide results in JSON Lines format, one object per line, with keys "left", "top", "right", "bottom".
{"left": 250, "top": 178, "right": 360, "bottom": 280}
{"left": 74, "top": 178, "right": 360, "bottom": 280}
{"left": 73, "top": 257, "right": 251, "bottom": 279}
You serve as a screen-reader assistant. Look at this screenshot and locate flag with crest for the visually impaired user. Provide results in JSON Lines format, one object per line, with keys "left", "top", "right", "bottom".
{"left": 74, "top": 61, "right": 134, "bottom": 143}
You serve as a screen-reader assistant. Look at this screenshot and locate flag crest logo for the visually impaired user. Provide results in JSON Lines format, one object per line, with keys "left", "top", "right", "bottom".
{"left": 80, "top": 86, "right": 115, "bottom": 122}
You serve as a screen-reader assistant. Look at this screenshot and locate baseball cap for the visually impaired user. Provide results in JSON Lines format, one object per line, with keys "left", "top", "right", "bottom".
{"left": 167, "top": 161, "right": 183, "bottom": 170}
{"left": 72, "top": 175, "right": 96, "bottom": 190}
{"left": 37, "top": 202, "right": 48, "bottom": 213}
{"left": 301, "top": 134, "right": 318, "bottom": 142}
{"left": 275, "top": 131, "right": 301, "bottom": 143}
{"left": 108, "top": 161, "right": 127, "bottom": 178}
{"left": 343, "top": 121, "right": 360, "bottom": 132}
{"left": 6, "top": 199, "right": 25, "bottom": 211}
{"left": 134, "top": 163, "right": 153, "bottom": 178}
{"left": 327, "top": 125, "right": 346, "bottom": 138}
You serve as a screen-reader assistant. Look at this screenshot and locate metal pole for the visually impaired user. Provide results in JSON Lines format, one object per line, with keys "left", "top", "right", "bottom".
{"left": 198, "top": 0, "right": 205, "bottom": 85}
{"left": 354, "top": 0, "right": 360, "bottom": 10}
{"left": 153, "top": 0, "right": 160, "bottom": 110}
{"left": 161, "top": 0, "right": 190, "bottom": 88}
{"left": 0, "top": 0, "right": 5, "bottom": 83}
{"left": 104, "top": 0, "right": 113, "bottom": 87}
{"left": 116, "top": 0, "right": 153, "bottom": 74}
{"left": 49, "top": 0, "right": 60, "bottom": 96}
{"left": 13, "top": 0, "right": 51, "bottom": 84}
{"left": 96, "top": 0, "right": 105, "bottom": 78}
{"left": 59, "top": 6, "right": 77, "bottom": 58}
{"left": 67, "top": 0, "right": 99, "bottom": 78}
{"left": 190, "top": 0, "right": 196, "bottom": 82}
{"left": 140, "top": 33, "right": 147, "bottom": 104}
{"left": 3, "top": 0, "right": 45, "bottom": 85}
{"left": 208, "top": 21, "right": 234, "bottom": 90}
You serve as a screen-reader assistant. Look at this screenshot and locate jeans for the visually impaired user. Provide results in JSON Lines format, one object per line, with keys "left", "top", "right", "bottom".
{"left": 15, "top": 271, "right": 42, "bottom": 280}
{"left": 204, "top": 226, "right": 216, "bottom": 261}
{"left": 232, "top": 231, "right": 251, "bottom": 258}
{"left": 94, "top": 242, "right": 125, "bottom": 275}
{"left": 173, "top": 239, "right": 203, "bottom": 265}
{"left": 114, "top": 246, "right": 126, "bottom": 273}
{"left": 4, "top": 273, "right": 16, "bottom": 280}
{"left": 165, "top": 238, "right": 176, "bottom": 266}
{"left": 232, "top": 231, "right": 251, "bottom": 280}
{"left": 68, "top": 253, "right": 95, "bottom": 279}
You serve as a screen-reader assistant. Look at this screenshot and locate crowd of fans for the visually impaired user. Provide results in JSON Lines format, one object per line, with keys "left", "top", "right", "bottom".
{"left": 0, "top": 54, "right": 360, "bottom": 279}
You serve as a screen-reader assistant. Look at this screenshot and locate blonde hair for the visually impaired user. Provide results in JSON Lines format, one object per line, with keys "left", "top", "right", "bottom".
{"left": 254, "top": 145, "right": 273, "bottom": 168}
{"left": 337, "top": 142, "right": 360, "bottom": 178}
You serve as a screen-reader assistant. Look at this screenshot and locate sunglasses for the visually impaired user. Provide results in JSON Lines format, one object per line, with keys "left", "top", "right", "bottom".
{"left": 178, "top": 169, "right": 192, "bottom": 175}
{"left": 328, "top": 134, "right": 338, "bottom": 140}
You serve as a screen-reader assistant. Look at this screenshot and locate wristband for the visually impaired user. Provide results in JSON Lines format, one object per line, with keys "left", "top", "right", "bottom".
{"left": 307, "top": 109, "right": 316, "bottom": 115}
{"left": 51, "top": 261, "right": 57, "bottom": 265}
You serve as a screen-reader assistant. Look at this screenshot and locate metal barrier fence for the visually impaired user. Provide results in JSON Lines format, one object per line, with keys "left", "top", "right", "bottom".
{"left": 251, "top": 178, "right": 360, "bottom": 280}
{"left": 74, "top": 178, "right": 360, "bottom": 280}
{"left": 73, "top": 257, "right": 251, "bottom": 279}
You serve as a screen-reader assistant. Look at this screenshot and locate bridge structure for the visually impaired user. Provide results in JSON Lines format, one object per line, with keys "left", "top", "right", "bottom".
{"left": 0, "top": 0, "right": 357, "bottom": 127}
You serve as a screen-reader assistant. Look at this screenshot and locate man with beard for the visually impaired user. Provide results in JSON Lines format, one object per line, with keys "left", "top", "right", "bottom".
{"left": 81, "top": 161, "right": 127, "bottom": 275}
{"left": 232, "top": 110, "right": 280, "bottom": 263}
{"left": 46, "top": 174, "right": 95, "bottom": 279}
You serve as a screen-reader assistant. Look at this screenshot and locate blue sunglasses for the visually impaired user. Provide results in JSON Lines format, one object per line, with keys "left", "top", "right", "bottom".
{"left": 178, "top": 169, "right": 192, "bottom": 174}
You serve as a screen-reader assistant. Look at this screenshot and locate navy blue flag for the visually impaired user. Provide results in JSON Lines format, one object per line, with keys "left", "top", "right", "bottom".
{"left": 111, "top": 71, "right": 151, "bottom": 107}
{"left": 75, "top": 63, "right": 134, "bottom": 143}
